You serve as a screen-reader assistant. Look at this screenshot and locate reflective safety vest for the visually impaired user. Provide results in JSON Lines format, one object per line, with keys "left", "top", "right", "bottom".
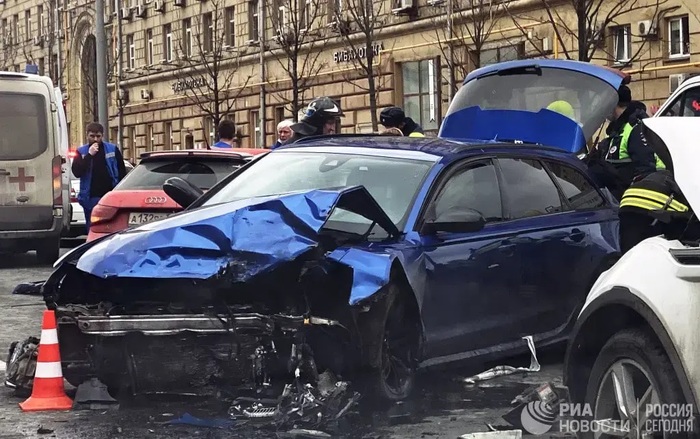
{"left": 619, "top": 187, "right": 689, "bottom": 213}
{"left": 76, "top": 142, "right": 120, "bottom": 205}
{"left": 605, "top": 122, "right": 666, "bottom": 170}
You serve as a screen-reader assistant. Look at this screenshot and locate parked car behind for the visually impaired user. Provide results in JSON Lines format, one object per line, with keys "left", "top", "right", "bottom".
{"left": 654, "top": 73, "right": 700, "bottom": 117}
{"left": 44, "top": 59, "right": 624, "bottom": 402}
{"left": 86, "top": 149, "right": 251, "bottom": 241}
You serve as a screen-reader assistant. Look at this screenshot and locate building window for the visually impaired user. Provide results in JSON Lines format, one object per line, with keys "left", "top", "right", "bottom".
{"left": 183, "top": 18, "right": 193, "bottom": 57}
{"left": 225, "top": 6, "right": 235, "bottom": 46}
{"left": 51, "top": 54, "right": 58, "bottom": 83}
{"left": 127, "top": 34, "right": 135, "bottom": 69}
{"left": 250, "top": 110, "right": 261, "bottom": 147}
{"left": 13, "top": 15, "right": 18, "bottom": 44}
{"left": 145, "top": 29, "right": 154, "bottom": 65}
{"left": 38, "top": 57, "right": 45, "bottom": 75}
{"left": 275, "top": 106, "right": 285, "bottom": 127}
{"left": 668, "top": 16, "right": 690, "bottom": 58}
{"left": 203, "top": 116, "right": 215, "bottom": 146}
{"left": 300, "top": 0, "right": 311, "bottom": 30}
{"left": 109, "top": 127, "right": 118, "bottom": 146}
{"left": 24, "top": 10, "right": 30, "bottom": 41}
{"left": 203, "top": 13, "right": 214, "bottom": 52}
{"left": 611, "top": 25, "right": 631, "bottom": 64}
{"left": 129, "top": 126, "right": 136, "bottom": 155}
{"left": 276, "top": 3, "right": 288, "bottom": 30}
{"left": 37, "top": 5, "right": 43, "bottom": 37}
{"left": 146, "top": 124, "right": 154, "bottom": 151}
{"left": 401, "top": 59, "right": 440, "bottom": 132}
{"left": 249, "top": 0, "right": 259, "bottom": 42}
{"left": 163, "top": 24, "right": 173, "bottom": 62}
{"left": 164, "top": 122, "right": 173, "bottom": 150}
{"left": 478, "top": 43, "right": 523, "bottom": 67}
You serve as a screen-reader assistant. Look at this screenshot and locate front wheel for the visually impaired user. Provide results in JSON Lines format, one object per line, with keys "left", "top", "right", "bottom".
{"left": 583, "top": 328, "right": 690, "bottom": 439}
{"left": 370, "top": 287, "right": 419, "bottom": 402}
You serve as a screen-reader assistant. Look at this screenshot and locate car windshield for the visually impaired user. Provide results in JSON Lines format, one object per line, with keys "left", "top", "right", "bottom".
{"left": 116, "top": 158, "right": 245, "bottom": 191}
{"left": 202, "top": 151, "right": 435, "bottom": 227}
{"left": 448, "top": 67, "right": 618, "bottom": 140}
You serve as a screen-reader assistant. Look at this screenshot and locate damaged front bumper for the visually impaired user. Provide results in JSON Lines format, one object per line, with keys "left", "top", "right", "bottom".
{"left": 66, "top": 311, "right": 345, "bottom": 337}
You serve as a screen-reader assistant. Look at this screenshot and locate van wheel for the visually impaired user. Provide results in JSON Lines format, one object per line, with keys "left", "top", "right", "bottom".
{"left": 37, "top": 240, "right": 60, "bottom": 265}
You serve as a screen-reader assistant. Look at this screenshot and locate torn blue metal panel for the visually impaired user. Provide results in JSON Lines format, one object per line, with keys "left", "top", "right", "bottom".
{"left": 76, "top": 190, "right": 345, "bottom": 280}
{"left": 328, "top": 248, "right": 394, "bottom": 305}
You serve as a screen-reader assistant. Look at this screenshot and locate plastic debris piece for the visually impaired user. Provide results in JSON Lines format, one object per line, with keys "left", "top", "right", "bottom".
{"left": 166, "top": 412, "right": 236, "bottom": 429}
{"left": 36, "top": 426, "right": 54, "bottom": 434}
{"left": 12, "top": 281, "right": 45, "bottom": 296}
{"left": 462, "top": 336, "right": 541, "bottom": 384}
{"left": 459, "top": 431, "right": 522, "bottom": 439}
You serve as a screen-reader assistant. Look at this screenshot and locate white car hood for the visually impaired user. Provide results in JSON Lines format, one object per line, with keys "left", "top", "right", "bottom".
{"left": 642, "top": 117, "right": 700, "bottom": 213}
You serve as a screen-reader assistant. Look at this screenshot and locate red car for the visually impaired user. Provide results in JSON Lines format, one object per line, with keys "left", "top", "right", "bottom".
{"left": 87, "top": 149, "right": 256, "bottom": 242}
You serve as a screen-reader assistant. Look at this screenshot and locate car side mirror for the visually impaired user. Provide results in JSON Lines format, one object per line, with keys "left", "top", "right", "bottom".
{"left": 163, "top": 177, "right": 203, "bottom": 209}
{"left": 420, "top": 207, "right": 486, "bottom": 235}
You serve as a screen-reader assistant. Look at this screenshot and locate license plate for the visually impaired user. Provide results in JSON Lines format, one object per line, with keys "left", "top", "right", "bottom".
{"left": 128, "top": 212, "right": 168, "bottom": 226}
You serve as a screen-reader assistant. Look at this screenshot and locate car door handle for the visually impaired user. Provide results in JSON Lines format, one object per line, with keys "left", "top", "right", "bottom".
{"left": 0, "top": 169, "right": 10, "bottom": 176}
{"left": 570, "top": 228, "right": 585, "bottom": 243}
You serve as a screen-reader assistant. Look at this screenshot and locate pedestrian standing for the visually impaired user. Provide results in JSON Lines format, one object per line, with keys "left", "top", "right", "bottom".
{"left": 71, "top": 122, "right": 127, "bottom": 229}
{"left": 271, "top": 120, "right": 294, "bottom": 149}
{"left": 212, "top": 119, "right": 237, "bottom": 149}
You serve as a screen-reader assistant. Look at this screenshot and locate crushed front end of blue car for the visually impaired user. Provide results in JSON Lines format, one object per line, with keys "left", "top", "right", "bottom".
{"left": 43, "top": 187, "right": 402, "bottom": 397}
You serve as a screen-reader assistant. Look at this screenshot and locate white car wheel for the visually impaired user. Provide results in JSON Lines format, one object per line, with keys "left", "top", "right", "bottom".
{"left": 584, "top": 329, "right": 689, "bottom": 439}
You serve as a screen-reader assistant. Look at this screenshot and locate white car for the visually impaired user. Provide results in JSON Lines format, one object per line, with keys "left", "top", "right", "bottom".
{"left": 564, "top": 118, "right": 700, "bottom": 437}
{"left": 655, "top": 74, "right": 700, "bottom": 118}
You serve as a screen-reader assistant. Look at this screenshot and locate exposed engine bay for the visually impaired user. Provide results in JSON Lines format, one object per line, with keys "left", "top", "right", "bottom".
{"left": 44, "top": 254, "right": 372, "bottom": 398}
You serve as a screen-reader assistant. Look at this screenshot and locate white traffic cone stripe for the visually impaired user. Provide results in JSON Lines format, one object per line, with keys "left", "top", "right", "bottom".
{"left": 35, "top": 361, "right": 63, "bottom": 379}
{"left": 40, "top": 329, "right": 59, "bottom": 345}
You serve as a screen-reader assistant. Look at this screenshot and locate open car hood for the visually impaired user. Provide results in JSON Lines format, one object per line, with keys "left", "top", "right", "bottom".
{"left": 439, "top": 59, "right": 627, "bottom": 153}
{"left": 641, "top": 118, "right": 700, "bottom": 214}
{"left": 57, "top": 187, "right": 400, "bottom": 305}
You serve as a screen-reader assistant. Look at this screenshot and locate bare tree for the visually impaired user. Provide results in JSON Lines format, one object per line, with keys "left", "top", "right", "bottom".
{"left": 266, "top": 0, "right": 328, "bottom": 121}
{"left": 173, "top": 0, "right": 251, "bottom": 142}
{"left": 332, "top": 0, "right": 388, "bottom": 131}
{"left": 429, "top": 0, "right": 502, "bottom": 97}
{"left": 1, "top": 19, "right": 20, "bottom": 70}
{"left": 506, "top": 0, "right": 668, "bottom": 63}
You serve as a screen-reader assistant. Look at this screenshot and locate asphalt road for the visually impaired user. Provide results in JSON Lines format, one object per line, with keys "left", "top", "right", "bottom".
{"left": 0, "top": 238, "right": 567, "bottom": 439}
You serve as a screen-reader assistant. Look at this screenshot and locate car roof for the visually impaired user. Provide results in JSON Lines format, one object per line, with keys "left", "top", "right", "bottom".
{"left": 278, "top": 134, "right": 574, "bottom": 162}
{"left": 0, "top": 71, "right": 55, "bottom": 88}
{"left": 139, "top": 149, "right": 252, "bottom": 162}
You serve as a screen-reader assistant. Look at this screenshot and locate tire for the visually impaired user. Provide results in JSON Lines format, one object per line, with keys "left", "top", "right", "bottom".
{"left": 36, "top": 239, "right": 60, "bottom": 265}
{"left": 583, "top": 328, "right": 690, "bottom": 439}
{"left": 367, "top": 286, "right": 419, "bottom": 402}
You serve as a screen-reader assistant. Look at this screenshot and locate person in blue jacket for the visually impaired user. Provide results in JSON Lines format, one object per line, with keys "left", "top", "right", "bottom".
{"left": 71, "top": 122, "right": 127, "bottom": 229}
{"left": 212, "top": 119, "right": 236, "bottom": 148}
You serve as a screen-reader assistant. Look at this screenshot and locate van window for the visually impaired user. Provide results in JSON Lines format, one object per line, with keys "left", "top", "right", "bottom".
{"left": 0, "top": 93, "right": 49, "bottom": 160}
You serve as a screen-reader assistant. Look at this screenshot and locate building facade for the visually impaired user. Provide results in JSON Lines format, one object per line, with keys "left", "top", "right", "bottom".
{"left": 1, "top": 0, "right": 699, "bottom": 158}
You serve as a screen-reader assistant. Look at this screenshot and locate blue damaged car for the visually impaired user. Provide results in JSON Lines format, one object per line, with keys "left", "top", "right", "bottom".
{"left": 43, "top": 60, "right": 624, "bottom": 401}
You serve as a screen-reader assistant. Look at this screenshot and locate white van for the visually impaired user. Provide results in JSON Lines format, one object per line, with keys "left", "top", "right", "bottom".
{"left": 0, "top": 72, "right": 70, "bottom": 263}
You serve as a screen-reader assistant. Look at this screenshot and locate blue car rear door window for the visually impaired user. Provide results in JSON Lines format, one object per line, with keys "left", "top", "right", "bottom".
{"left": 497, "top": 158, "right": 564, "bottom": 219}
{"left": 543, "top": 160, "right": 607, "bottom": 211}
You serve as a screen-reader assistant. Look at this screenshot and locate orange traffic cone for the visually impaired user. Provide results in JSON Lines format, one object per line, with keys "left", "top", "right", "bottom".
{"left": 19, "top": 310, "right": 73, "bottom": 411}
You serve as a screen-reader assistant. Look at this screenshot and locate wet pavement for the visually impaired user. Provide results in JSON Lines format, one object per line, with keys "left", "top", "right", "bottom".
{"left": 0, "top": 240, "right": 566, "bottom": 438}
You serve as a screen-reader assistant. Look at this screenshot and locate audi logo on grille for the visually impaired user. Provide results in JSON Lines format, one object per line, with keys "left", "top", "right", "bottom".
{"left": 145, "top": 196, "right": 167, "bottom": 204}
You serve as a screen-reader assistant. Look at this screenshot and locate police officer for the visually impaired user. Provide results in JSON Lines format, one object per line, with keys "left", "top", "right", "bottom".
{"left": 619, "top": 169, "right": 691, "bottom": 254}
{"left": 379, "top": 106, "right": 425, "bottom": 137}
{"left": 284, "top": 97, "right": 344, "bottom": 144}
{"left": 71, "top": 122, "right": 127, "bottom": 229}
{"left": 588, "top": 85, "right": 663, "bottom": 200}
